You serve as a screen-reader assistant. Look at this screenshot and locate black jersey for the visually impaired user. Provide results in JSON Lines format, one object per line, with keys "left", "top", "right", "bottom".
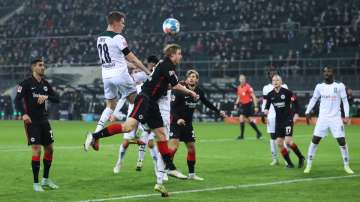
{"left": 15, "top": 76, "right": 59, "bottom": 123}
{"left": 264, "top": 87, "right": 299, "bottom": 122}
{"left": 141, "top": 57, "right": 178, "bottom": 101}
{"left": 171, "top": 83, "right": 220, "bottom": 124}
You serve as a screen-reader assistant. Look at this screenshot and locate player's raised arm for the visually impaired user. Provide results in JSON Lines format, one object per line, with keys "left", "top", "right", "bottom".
{"left": 126, "top": 52, "right": 150, "bottom": 75}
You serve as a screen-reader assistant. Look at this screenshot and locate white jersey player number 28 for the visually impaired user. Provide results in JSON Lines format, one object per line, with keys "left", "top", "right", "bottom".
{"left": 97, "top": 43, "right": 112, "bottom": 64}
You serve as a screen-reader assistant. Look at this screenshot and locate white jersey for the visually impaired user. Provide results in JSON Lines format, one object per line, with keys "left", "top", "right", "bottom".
{"left": 97, "top": 31, "right": 128, "bottom": 79}
{"left": 305, "top": 82, "right": 348, "bottom": 118}
{"left": 262, "top": 83, "right": 288, "bottom": 118}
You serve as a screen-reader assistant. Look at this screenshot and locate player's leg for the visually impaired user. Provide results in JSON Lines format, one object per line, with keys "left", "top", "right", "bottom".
{"left": 186, "top": 141, "right": 204, "bottom": 181}
{"left": 285, "top": 136, "right": 305, "bottom": 168}
{"left": 109, "top": 97, "right": 126, "bottom": 122}
{"left": 96, "top": 78, "right": 117, "bottom": 132}
{"left": 136, "top": 128, "right": 148, "bottom": 171}
{"left": 277, "top": 137, "right": 294, "bottom": 168}
{"left": 244, "top": 117, "right": 262, "bottom": 139}
{"left": 237, "top": 114, "right": 245, "bottom": 139}
{"left": 304, "top": 118, "right": 327, "bottom": 173}
{"left": 267, "top": 116, "right": 278, "bottom": 165}
{"left": 114, "top": 138, "right": 131, "bottom": 174}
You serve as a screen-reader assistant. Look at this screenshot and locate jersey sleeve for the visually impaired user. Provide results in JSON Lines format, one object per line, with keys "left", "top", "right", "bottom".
{"left": 261, "top": 86, "right": 267, "bottom": 112}
{"left": 162, "top": 66, "right": 178, "bottom": 87}
{"left": 264, "top": 93, "right": 271, "bottom": 110}
{"left": 305, "top": 84, "right": 320, "bottom": 114}
{"left": 289, "top": 90, "right": 300, "bottom": 114}
{"left": 199, "top": 89, "right": 220, "bottom": 114}
{"left": 115, "top": 35, "right": 130, "bottom": 56}
{"left": 339, "top": 83, "right": 350, "bottom": 117}
{"left": 15, "top": 80, "right": 27, "bottom": 115}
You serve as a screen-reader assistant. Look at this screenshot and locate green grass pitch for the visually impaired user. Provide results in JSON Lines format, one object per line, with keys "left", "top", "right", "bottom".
{"left": 0, "top": 120, "right": 359, "bottom": 201}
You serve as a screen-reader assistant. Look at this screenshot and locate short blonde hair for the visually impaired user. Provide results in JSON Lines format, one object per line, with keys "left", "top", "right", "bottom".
{"left": 163, "top": 44, "right": 181, "bottom": 57}
{"left": 186, "top": 69, "right": 199, "bottom": 79}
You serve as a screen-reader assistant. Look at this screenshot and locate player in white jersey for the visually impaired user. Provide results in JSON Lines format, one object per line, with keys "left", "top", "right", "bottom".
{"left": 93, "top": 11, "right": 150, "bottom": 150}
{"left": 261, "top": 69, "right": 289, "bottom": 166}
{"left": 304, "top": 66, "right": 354, "bottom": 174}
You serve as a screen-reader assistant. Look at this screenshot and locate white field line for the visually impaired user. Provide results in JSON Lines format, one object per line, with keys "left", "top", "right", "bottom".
{"left": 80, "top": 174, "right": 360, "bottom": 202}
{"left": 0, "top": 135, "right": 311, "bottom": 152}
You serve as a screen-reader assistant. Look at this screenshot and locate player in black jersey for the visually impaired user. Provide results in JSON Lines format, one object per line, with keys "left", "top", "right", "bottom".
{"left": 264, "top": 75, "right": 305, "bottom": 168}
{"left": 84, "top": 44, "right": 199, "bottom": 197}
{"left": 169, "top": 69, "right": 226, "bottom": 180}
{"left": 15, "top": 58, "right": 60, "bottom": 192}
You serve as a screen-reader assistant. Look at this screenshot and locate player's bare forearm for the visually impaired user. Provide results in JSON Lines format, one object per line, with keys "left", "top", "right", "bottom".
{"left": 126, "top": 53, "right": 150, "bottom": 74}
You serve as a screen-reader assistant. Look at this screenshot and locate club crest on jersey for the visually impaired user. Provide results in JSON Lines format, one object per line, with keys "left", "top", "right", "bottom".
{"left": 17, "top": 85, "right": 22, "bottom": 93}
{"left": 281, "top": 94, "right": 285, "bottom": 99}
{"left": 138, "top": 114, "right": 143, "bottom": 120}
{"left": 43, "top": 86, "right": 48, "bottom": 92}
{"left": 169, "top": 70, "right": 175, "bottom": 76}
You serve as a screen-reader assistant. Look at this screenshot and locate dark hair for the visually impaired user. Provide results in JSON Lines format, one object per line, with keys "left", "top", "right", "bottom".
{"left": 107, "top": 11, "right": 125, "bottom": 25}
{"left": 30, "top": 58, "right": 43, "bottom": 65}
{"left": 147, "top": 55, "right": 159, "bottom": 64}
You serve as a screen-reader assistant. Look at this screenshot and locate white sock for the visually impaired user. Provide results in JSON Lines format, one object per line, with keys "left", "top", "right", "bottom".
{"left": 95, "top": 107, "right": 113, "bottom": 132}
{"left": 306, "top": 142, "right": 318, "bottom": 167}
{"left": 112, "top": 98, "right": 126, "bottom": 120}
{"left": 138, "top": 144, "right": 146, "bottom": 162}
{"left": 339, "top": 145, "right": 350, "bottom": 166}
{"left": 116, "top": 144, "right": 127, "bottom": 166}
{"left": 156, "top": 151, "right": 165, "bottom": 185}
{"left": 270, "top": 139, "right": 277, "bottom": 160}
{"left": 149, "top": 147, "right": 159, "bottom": 176}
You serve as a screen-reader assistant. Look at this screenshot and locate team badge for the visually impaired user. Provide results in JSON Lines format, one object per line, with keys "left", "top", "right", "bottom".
{"left": 43, "top": 86, "right": 48, "bottom": 91}
{"left": 281, "top": 94, "right": 285, "bottom": 99}
{"left": 30, "top": 137, "right": 35, "bottom": 142}
{"left": 139, "top": 114, "right": 143, "bottom": 120}
{"left": 17, "top": 85, "right": 22, "bottom": 93}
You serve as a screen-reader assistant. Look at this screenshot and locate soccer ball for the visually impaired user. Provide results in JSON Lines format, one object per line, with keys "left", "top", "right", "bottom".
{"left": 162, "top": 18, "right": 180, "bottom": 35}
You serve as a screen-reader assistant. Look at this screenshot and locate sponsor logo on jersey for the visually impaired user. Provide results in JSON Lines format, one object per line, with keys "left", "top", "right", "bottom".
{"left": 273, "top": 102, "right": 285, "bottom": 108}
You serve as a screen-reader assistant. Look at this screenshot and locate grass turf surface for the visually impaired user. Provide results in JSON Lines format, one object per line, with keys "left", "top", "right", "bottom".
{"left": 0, "top": 120, "right": 359, "bottom": 201}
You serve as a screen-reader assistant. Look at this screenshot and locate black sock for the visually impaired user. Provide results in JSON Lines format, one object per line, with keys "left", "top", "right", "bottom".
{"left": 187, "top": 160, "right": 195, "bottom": 174}
{"left": 43, "top": 159, "right": 52, "bottom": 178}
{"left": 289, "top": 143, "right": 304, "bottom": 159}
{"left": 249, "top": 122, "right": 261, "bottom": 135}
{"left": 92, "top": 128, "right": 110, "bottom": 139}
{"left": 161, "top": 154, "right": 176, "bottom": 170}
{"left": 31, "top": 158, "right": 40, "bottom": 183}
{"left": 240, "top": 122, "right": 245, "bottom": 138}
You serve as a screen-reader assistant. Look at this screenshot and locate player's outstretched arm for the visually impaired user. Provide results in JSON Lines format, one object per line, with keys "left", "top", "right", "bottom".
{"left": 198, "top": 89, "right": 226, "bottom": 117}
{"left": 172, "top": 83, "right": 199, "bottom": 100}
{"left": 126, "top": 52, "right": 151, "bottom": 75}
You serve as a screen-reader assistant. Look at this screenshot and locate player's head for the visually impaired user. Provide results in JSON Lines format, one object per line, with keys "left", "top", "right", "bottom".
{"left": 272, "top": 74, "right": 283, "bottom": 88}
{"left": 107, "top": 11, "right": 125, "bottom": 33}
{"left": 31, "top": 58, "right": 45, "bottom": 77}
{"left": 147, "top": 55, "right": 159, "bottom": 71}
{"left": 322, "top": 66, "right": 334, "bottom": 83}
{"left": 267, "top": 68, "right": 279, "bottom": 81}
{"left": 239, "top": 74, "right": 246, "bottom": 84}
{"left": 186, "top": 69, "right": 199, "bottom": 86}
{"left": 164, "top": 44, "right": 182, "bottom": 65}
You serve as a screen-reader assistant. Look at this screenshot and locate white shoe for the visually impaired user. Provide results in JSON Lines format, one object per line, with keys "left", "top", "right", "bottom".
{"left": 188, "top": 174, "right": 204, "bottom": 181}
{"left": 168, "top": 170, "right": 187, "bottom": 179}
{"left": 40, "top": 178, "right": 59, "bottom": 189}
{"left": 84, "top": 132, "right": 94, "bottom": 151}
{"left": 163, "top": 173, "right": 169, "bottom": 181}
{"left": 136, "top": 161, "right": 143, "bottom": 171}
{"left": 344, "top": 165, "right": 354, "bottom": 174}
{"left": 33, "top": 183, "right": 44, "bottom": 192}
{"left": 270, "top": 159, "right": 279, "bottom": 166}
{"left": 304, "top": 165, "right": 311, "bottom": 174}
{"left": 154, "top": 184, "right": 169, "bottom": 197}
{"left": 113, "top": 163, "right": 122, "bottom": 174}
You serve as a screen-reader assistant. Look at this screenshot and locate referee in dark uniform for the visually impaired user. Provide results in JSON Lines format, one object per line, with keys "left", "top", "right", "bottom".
{"left": 15, "top": 58, "right": 60, "bottom": 192}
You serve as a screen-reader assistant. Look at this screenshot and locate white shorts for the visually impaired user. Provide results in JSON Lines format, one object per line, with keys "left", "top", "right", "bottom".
{"left": 103, "top": 74, "right": 136, "bottom": 100}
{"left": 314, "top": 116, "right": 345, "bottom": 138}
{"left": 266, "top": 116, "right": 276, "bottom": 133}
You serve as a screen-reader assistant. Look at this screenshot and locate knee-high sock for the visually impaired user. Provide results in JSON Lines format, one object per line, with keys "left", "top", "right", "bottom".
{"left": 270, "top": 139, "right": 277, "bottom": 160}
{"left": 289, "top": 143, "right": 304, "bottom": 159}
{"left": 32, "top": 156, "right": 40, "bottom": 183}
{"left": 187, "top": 150, "right": 196, "bottom": 174}
{"left": 339, "top": 144, "right": 350, "bottom": 166}
{"left": 43, "top": 152, "right": 53, "bottom": 178}
{"left": 116, "top": 144, "right": 127, "bottom": 166}
{"left": 157, "top": 141, "right": 176, "bottom": 170}
{"left": 93, "top": 124, "right": 123, "bottom": 139}
{"left": 306, "top": 142, "right": 318, "bottom": 167}
{"left": 95, "top": 107, "right": 113, "bottom": 132}
{"left": 138, "top": 144, "right": 146, "bottom": 162}
{"left": 149, "top": 146, "right": 160, "bottom": 176}
{"left": 156, "top": 151, "right": 166, "bottom": 185}
{"left": 249, "top": 121, "right": 261, "bottom": 135}
{"left": 240, "top": 122, "right": 245, "bottom": 138}
{"left": 280, "top": 148, "right": 293, "bottom": 166}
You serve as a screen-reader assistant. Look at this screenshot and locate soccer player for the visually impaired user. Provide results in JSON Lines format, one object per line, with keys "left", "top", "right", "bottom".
{"left": 94, "top": 11, "right": 150, "bottom": 149}
{"left": 264, "top": 75, "right": 305, "bottom": 168}
{"left": 235, "top": 75, "right": 262, "bottom": 139}
{"left": 304, "top": 66, "right": 354, "bottom": 174}
{"left": 261, "top": 69, "right": 289, "bottom": 166}
{"left": 15, "top": 58, "right": 60, "bottom": 192}
{"left": 84, "top": 44, "right": 198, "bottom": 197}
{"left": 170, "top": 69, "right": 227, "bottom": 180}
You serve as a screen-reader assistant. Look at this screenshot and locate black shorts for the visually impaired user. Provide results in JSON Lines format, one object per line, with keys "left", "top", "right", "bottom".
{"left": 170, "top": 123, "right": 195, "bottom": 142}
{"left": 239, "top": 102, "right": 254, "bottom": 117}
{"left": 275, "top": 120, "right": 293, "bottom": 138}
{"left": 130, "top": 94, "right": 163, "bottom": 129}
{"left": 24, "top": 121, "right": 54, "bottom": 146}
